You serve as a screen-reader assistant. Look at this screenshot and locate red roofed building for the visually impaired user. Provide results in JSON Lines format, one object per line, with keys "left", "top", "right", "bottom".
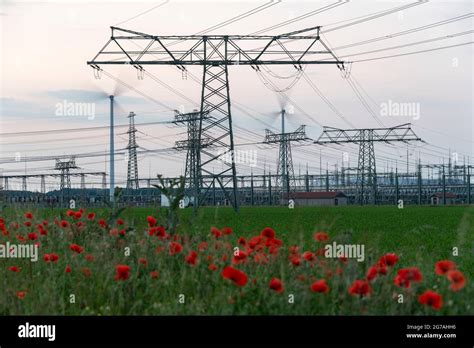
{"left": 284, "top": 191, "right": 347, "bottom": 206}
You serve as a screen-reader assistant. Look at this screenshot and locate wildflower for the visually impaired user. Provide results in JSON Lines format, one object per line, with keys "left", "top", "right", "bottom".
{"left": 185, "top": 251, "right": 198, "bottom": 266}
{"left": 379, "top": 253, "right": 399, "bottom": 267}
{"left": 418, "top": 290, "right": 443, "bottom": 310}
{"left": 16, "top": 291, "right": 27, "bottom": 299}
{"left": 314, "top": 231, "right": 329, "bottom": 242}
{"left": 115, "top": 265, "right": 130, "bottom": 281}
{"left": 348, "top": 280, "right": 372, "bottom": 296}
{"left": 394, "top": 267, "right": 422, "bottom": 288}
{"left": 269, "top": 278, "right": 284, "bottom": 293}
{"left": 447, "top": 270, "right": 466, "bottom": 291}
{"left": 261, "top": 227, "right": 275, "bottom": 239}
{"left": 222, "top": 266, "right": 248, "bottom": 287}
{"left": 169, "top": 242, "right": 183, "bottom": 256}
{"left": 311, "top": 279, "right": 329, "bottom": 293}
{"left": 435, "top": 260, "right": 457, "bottom": 276}
{"left": 69, "top": 243, "right": 84, "bottom": 254}
{"left": 147, "top": 216, "right": 157, "bottom": 227}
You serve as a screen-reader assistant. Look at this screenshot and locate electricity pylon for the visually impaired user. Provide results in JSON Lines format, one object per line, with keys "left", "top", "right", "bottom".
{"left": 55, "top": 156, "right": 78, "bottom": 190}
{"left": 314, "top": 123, "right": 422, "bottom": 204}
{"left": 88, "top": 25, "right": 344, "bottom": 211}
{"left": 264, "top": 109, "right": 307, "bottom": 196}
{"left": 126, "top": 111, "right": 139, "bottom": 189}
{"left": 174, "top": 109, "right": 211, "bottom": 204}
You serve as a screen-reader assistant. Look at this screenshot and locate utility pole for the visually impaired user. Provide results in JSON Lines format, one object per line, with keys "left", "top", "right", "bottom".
{"left": 109, "top": 95, "right": 115, "bottom": 203}
{"left": 88, "top": 25, "right": 344, "bottom": 212}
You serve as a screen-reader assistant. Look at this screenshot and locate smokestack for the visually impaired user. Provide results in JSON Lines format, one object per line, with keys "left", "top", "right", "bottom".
{"left": 109, "top": 95, "right": 115, "bottom": 204}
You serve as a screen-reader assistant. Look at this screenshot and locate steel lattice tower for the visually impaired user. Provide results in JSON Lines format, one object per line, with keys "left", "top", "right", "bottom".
{"left": 88, "top": 25, "right": 344, "bottom": 211}
{"left": 264, "top": 109, "right": 307, "bottom": 195}
{"left": 126, "top": 111, "right": 139, "bottom": 189}
{"left": 55, "top": 157, "right": 78, "bottom": 190}
{"left": 356, "top": 130, "right": 377, "bottom": 205}
{"left": 174, "top": 110, "right": 211, "bottom": 200}
{"left": 314, "top": 123, "right": 422, "bottom": 205}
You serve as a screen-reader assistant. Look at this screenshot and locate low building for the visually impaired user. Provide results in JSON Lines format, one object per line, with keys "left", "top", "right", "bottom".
{"left": 430, "top": 192, "right": 457, "bottom": 205}
{"left": 285, "top": 191, "right": 348, "bottom": 206}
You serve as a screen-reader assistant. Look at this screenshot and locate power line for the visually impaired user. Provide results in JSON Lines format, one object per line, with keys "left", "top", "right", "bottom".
{"left": 114, "top": 0, "right": 170, "bottom": 26}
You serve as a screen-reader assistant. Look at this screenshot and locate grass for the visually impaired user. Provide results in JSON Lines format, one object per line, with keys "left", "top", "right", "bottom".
{"left": 0, "top": 205, "right": 472, "bottom": 315}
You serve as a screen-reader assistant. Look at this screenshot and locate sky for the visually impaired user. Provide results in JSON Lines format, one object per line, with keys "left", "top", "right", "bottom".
{"left": 0, "top": 0, "right": 473, "bottom": 191}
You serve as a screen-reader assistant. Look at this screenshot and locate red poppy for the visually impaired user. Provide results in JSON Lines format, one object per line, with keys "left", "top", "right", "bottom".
{"left": 16, "top": 291, "right": 27, "bottom": 299}
{"left": 238, "top": 237, "right": 247, "bottom": 245}
{"left": 379, "top": 253, "right": 399, "bottom": 267}
{"left": 115, "top": 264, "right": 130, "bottom": 281}
{"left": 87, "top": 213, "right": 95, "bottom": 221}
{"left": 138, "top": 258, "right": 147, "bottom": 267}
{"left": 366, "top": 266, "right": 378, "bottom": 281}
{"left": 198, "top": 241, "right": 208, "bottom": 252}
{"left": 222, "top": 227, "right": 233, "bottom": 235}
{"left": 98, "top": 219, "right": 107, "bottom": 228}
{"left": 261, "top": 227, "right": 275, "bottom": 239}
{"left": 149, "top": 225, "right": 167, "bottom": 238}
{"left": 302, "top": 251, "right": 316, "bottom": 262}
{"left": 348, "top": 279, "right": 372, "bottom": 296}
{"left": 435, "top": 260, "right": 457, "bottom": 275}
{"left": 82, "top": 267, "right": 92, "bottom": 277}
{"left": 269, "top": 278, "right": 284, "bottom": 293}
{"left": 447, "top": 270, "right": 466, "bottom": 291}
{"left": 185, "top": 251, "right": 198, "bottom": 266}
{"left": 169, "top": 242, "right": 183, "bottom": 256}
{"left": 289, "top": 245, "right": 299, "bottom": 255}
{"left": 85, "top": 254, "right": 94, "bottom": 262}
{"left": 314, "top": 231, "right": 329, "bottom": 242}
{"left": 150, "top": 271, "right": 159, "bottom": 279}
{"left": 222, "top": 266, "right": 248, "bottom": 287}
{"left": 311, "top": 279, "right": 329, "bottom": 293}
{"left": 290, "top": 255, "right": 301, "bottom": 266}
{"left": 9, "top": 266, "right": 20, "bottom": 273}
{"left": 24, "top": 212, "right": 33, "bottom": 219}
{"left": 69, "top": 243, "right": 84, "bottom": 254}
{"left": 394, "top": 267, "right": 423, "bottom": 288}
{"left": 60, "top": 220, "right": 69, "bottom": 228}
{"left": 45, "top": 253, "right": 59, "bottom": 262}
{"left": 232, "top": 250, "right": 247, "bottom": 265}
{"left": 208, "top": 263, "right": 218, "bottom": 271}
{"left": 74, "top": 211, "right": 82, "bottom": 220}
{"left": 117, "top": 219, "right": 124, "bottom": 225}
{"left": 418, "top": 290, "right": 443, "bottom": 310}
{"left": 66, "top": 210, "right": 75, "bottom": 217}
{"left": 147, "top": 216, "right": 157, "bottom": 227}
{"left": 28, "top": 233, "right": 38, "bottom": 240}
{"left": 24, "top": 221, "right": 32, "bottom": 227}
{"left": 211, "top": 227, "right": 222, "bottom": 239}
{"left": 38, "top": 225, "right": 47, "bottom": 235}
{"left": 65, "top": 265, "right": 72, "bottom": 273}
{"left": 254, "top": 253, "right": 269, "bottom": 264}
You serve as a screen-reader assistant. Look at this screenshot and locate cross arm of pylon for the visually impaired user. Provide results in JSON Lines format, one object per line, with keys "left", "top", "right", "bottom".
{"left": 87, "top": 26, "right": 344, "bottom": 68}
{"left": 314, "top": 123, "right": 422, "bottom": 144}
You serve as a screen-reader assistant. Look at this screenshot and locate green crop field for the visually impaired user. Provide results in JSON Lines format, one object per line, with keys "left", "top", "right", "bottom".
{"left": 0, "top": 205, "right": 472, "bottom": 315}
